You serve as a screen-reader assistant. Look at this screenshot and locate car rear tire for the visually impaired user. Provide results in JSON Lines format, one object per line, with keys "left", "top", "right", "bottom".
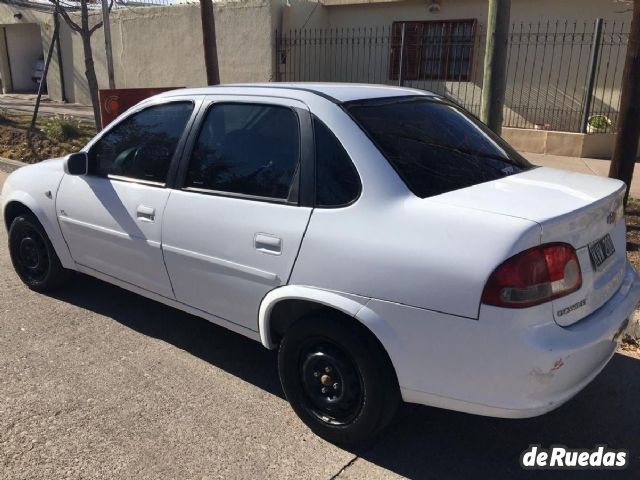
{"left": 8, "top": 214, "right": 72, "bottom": 292}
{"left": 278, "top": 313, "right": 400, "bottom": 446}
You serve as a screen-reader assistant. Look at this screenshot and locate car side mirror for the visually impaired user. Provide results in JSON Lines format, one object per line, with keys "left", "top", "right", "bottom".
{"left": 65, "top": 152, "right": 89, "bottom": 176}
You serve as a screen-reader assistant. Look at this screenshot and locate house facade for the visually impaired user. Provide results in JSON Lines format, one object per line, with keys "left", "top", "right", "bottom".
{"left": 277, "top": 0, "right": 633, "bottom": 156}
{"left": 0, "top": 0, "right": 634, "bottom": 157}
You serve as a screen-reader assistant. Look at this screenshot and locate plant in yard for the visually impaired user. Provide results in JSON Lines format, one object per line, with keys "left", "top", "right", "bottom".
{"left": 42, "top": 116, "right": 82, "bottom": 141}
{"left": 587, "top": 115, "right": 612, "bottom": 133}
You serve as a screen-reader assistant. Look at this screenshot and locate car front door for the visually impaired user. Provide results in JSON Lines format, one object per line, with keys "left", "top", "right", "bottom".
{"left": 161, "top": 97, "right": 313, "bottom": 331}
{"left": 56, "top": 99, "right": 198, "bottom": 298}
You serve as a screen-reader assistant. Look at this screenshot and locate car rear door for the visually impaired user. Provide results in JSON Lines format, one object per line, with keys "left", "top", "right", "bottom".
{"left": 161, "top": 96, "right": 313, "bottom": 331}
{"left": 57, "top": 98, "right": 199, "bottom": 298}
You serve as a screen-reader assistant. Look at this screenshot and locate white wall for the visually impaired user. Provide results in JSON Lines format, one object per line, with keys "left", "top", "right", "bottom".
{"left": 0, "top": 1, "right": 285, "bottom": 105}
{"left": 5, "top": 23, "right": 43, "bottom": 92}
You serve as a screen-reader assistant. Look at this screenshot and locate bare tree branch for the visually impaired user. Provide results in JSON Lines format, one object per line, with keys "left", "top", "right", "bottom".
{"left": 50, "top": 0, "right": 82, "bottom": 33}
{"left": 47, "top": 0, "right": 105, "bottom": 128}
{"left": 89, "top": 0, "right": 114, "bottom": 36}
{"left": 89, "top": 21, "right": 103, "bottom": 35}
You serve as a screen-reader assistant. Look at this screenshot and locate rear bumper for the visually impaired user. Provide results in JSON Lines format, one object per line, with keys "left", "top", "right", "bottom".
{"left": 359, "top": 261, "right": 640, "bottom": 418}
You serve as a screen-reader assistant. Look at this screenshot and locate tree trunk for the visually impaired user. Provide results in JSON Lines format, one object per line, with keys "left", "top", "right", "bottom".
{"left": 80, "top": 1, "right": 102, "bottom": 128}
{"left": 81, "top": 36, "right": 101, "bottom": 128}
{"left": 609, "top": 0, "right": 640, "bottom": 205}
{"left": 200, "top": 0, "right": 220, "bottom": 85}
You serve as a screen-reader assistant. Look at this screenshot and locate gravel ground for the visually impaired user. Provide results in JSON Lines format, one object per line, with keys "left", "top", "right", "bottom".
{"left": 1, "top": 169, "right": 639, "bottom": 479}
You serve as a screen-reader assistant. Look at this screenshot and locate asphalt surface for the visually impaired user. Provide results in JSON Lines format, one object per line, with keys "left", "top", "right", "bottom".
{"left": 1, "top": 169, "right": 639, "bottom": 479}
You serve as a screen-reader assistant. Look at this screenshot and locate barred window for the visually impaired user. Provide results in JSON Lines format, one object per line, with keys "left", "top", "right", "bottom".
{"left": 390, "top": 20, "right": 476, "bottom": 81}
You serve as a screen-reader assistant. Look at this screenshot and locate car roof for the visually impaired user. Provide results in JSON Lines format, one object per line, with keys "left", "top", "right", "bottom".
{"left": 155, "top": 82, "right": 436, "bottom": 104}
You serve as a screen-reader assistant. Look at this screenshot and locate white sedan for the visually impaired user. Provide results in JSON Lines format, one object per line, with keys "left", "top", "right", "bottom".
{"left": 2, "top": 84, "right": 639, "bottom": 446}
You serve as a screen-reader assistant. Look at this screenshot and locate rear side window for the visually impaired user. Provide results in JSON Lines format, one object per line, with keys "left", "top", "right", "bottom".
{"left": 345, "top": 97, "right": 533, "bottom": 198}
{"left": 89, "top": 101, "right": 193, "bottom": 183}
{"left": 313, "top": 117, "right": 360, "bottom": 207}
{"left": 185, "top": 103, "right": 300, "bottom": 200}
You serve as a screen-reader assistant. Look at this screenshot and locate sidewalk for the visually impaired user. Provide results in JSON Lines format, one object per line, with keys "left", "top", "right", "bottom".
{"left": 522, "top": 152, "right": 640, "bottom": 199}
{"left": 0, "top": 94, "right": 94, "bottom": 124}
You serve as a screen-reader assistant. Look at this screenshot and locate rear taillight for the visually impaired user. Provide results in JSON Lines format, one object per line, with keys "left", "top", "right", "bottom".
{"left": 482, "top": 243, "right": 582, "bottom": 308}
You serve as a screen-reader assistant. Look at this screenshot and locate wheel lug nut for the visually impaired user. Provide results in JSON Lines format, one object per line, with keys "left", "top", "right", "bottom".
{"left": 333, "top": 383, "right": 339, "bottom": 390}
{"left": 325, "top": 366, "right": 332, "bottom": 373}
{"left": 313, "top": 371, "right": 320, "bottom": 378}
{"left": 321, "top": 387, "right": 328, "bottom": 394}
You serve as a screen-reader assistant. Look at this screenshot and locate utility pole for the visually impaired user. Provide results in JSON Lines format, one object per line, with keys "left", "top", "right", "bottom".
{"left": 101, "top": 0, "right": 115, "bottom": 89}
{"left": 200, "top": 0, "right": 220, "bottom": 85}
{"left": 609, "top": 0, "right": 640, "bottom": 205}
{"left": 580, "top": 19, "right": 604, "bottom": 133}
{"left": 480, "top": 0, "right": 511, "bottom": 135}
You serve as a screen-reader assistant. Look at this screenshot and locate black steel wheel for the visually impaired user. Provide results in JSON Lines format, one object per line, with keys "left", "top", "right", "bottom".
{"left": 13, "top": 223, "right": 50, "bottom": 283}
{"left": 8, "top": 213, "right": 72, "bottom": 291}
{"left": 300, "top": 340, "right": 364, "bottom": 425}
{"left": 278, "top": 314, "right": 400, "bottom": 446}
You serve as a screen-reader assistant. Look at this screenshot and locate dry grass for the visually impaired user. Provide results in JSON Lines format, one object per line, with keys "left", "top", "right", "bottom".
{"left": 0, "top": 111, "right": 94, "bottom": 164}
{"left": 625, "top": 198, "right": 640, "bottom": 272}
{"left": 41, "top": 116, "right": 84, "bottom": 142}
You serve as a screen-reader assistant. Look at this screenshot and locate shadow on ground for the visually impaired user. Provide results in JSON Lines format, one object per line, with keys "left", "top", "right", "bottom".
{"left": 52, "top": 274, "right": 640, "bottom": 479}
{"left": 370, "top": 353, "right": 639, "bottom": 479}
{"left": 51, "top": 273, "right": 283, "bottom": 398}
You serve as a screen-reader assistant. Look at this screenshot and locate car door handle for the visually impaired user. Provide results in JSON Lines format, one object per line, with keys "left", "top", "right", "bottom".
{"left": 255, "top": 233, "right": 282, "bottom": 255}
{"left": 136, "top": 205, "right": 156, "bottom": 222}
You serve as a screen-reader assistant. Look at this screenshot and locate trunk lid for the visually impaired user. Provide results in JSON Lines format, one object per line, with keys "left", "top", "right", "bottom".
{"left": 433, "top": 167, "right": 627, "bottom": 326}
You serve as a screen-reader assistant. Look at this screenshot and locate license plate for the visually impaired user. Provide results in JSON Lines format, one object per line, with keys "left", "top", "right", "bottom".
{"left": 588, "top": 233, "right": 615, "bottom": 270}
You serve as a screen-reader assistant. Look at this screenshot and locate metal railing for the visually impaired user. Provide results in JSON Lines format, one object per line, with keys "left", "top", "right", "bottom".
{"left": 275, "top": 20, "right": 629, "bottom": 133}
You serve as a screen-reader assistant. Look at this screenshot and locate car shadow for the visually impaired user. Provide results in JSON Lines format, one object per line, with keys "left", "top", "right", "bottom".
{"left": 50, "top": 274, "right": 640, "bottom": 479}
{"left": 51, "top": 273, "right": 283, "bottom": 398}
{"left": 364, "top": 351, "right": 640, "bottom": 479}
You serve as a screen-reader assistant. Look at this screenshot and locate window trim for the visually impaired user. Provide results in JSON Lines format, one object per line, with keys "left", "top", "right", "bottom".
{"left": 105, "top": 175, "right": 165, "bottom": 188}
{"left": 82, "top": 98, "right": 201, "bottom": 188}
{"left": 182, "top": 186, "right": 293, "bottom": 205}
{"left": 175, "top": 100, "right": 313, "bottom": 207}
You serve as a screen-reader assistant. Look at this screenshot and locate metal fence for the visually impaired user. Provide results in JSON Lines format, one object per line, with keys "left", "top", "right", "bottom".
{"left": 275, "top": 20, "right": 629, "bottom": 133}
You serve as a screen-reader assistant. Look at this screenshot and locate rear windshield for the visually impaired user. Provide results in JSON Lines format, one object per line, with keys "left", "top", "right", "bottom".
{"left": 345, "top": 96, "right": 533, "bottom": 198}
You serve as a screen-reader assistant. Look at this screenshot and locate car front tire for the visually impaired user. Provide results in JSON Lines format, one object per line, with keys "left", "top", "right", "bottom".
{"left": 278, "top": 314, "right": 400, "bottom": 446}
{"left": 8, "top": 214, "right": 72, "bottom": 292}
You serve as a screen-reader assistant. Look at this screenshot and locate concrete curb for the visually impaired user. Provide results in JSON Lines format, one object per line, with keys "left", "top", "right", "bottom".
{"left": 0, "top": 156, "right": 25, "bottom": 174}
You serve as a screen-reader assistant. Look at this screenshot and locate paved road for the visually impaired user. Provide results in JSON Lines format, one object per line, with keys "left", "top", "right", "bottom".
{"left": 1, "top": 169, "right": 639, "bottom": 479}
